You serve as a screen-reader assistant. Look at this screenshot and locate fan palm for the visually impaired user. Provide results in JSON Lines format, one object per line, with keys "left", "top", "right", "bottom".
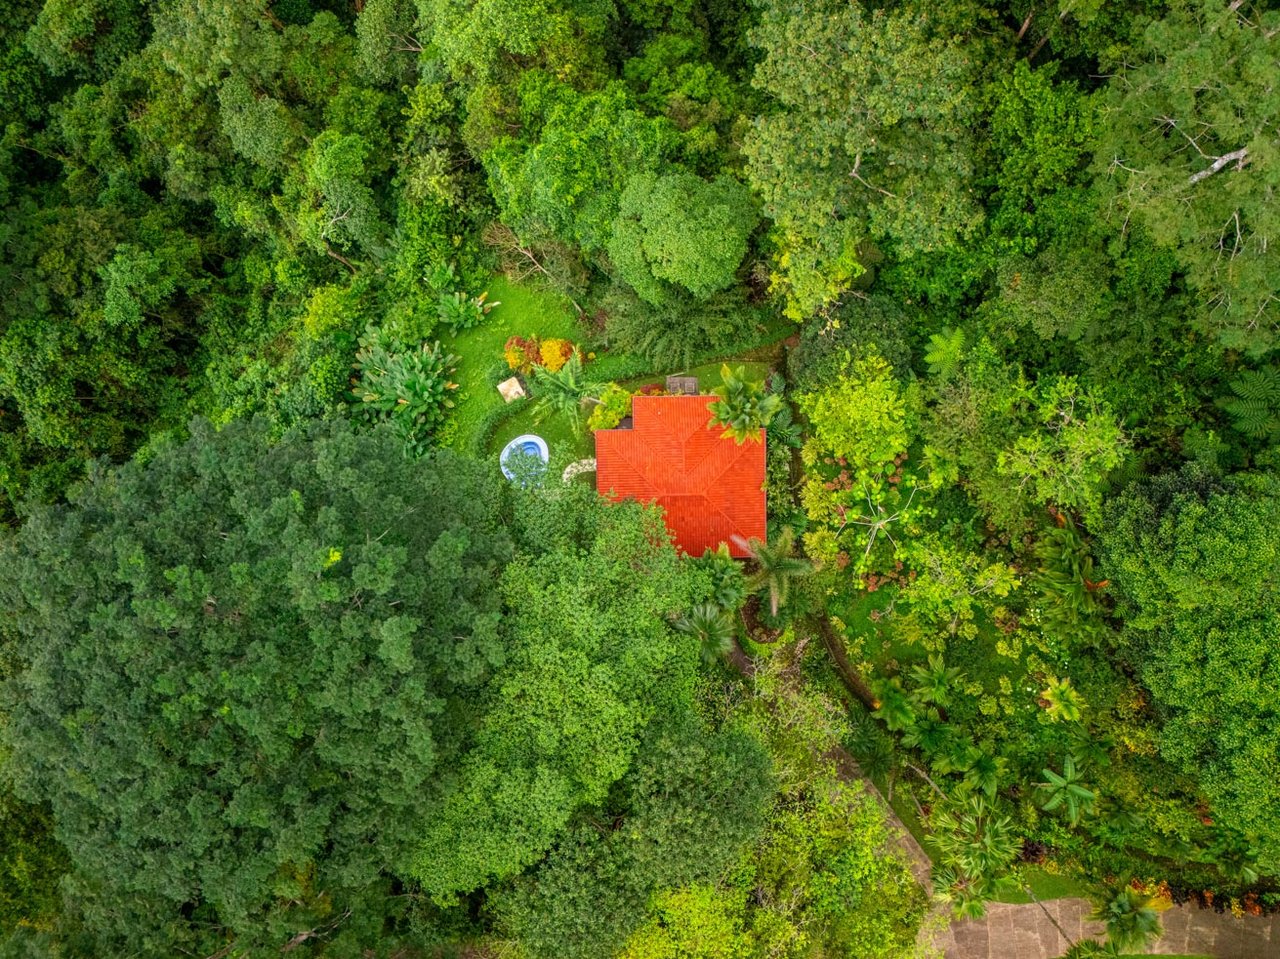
{"left": 733, "top": 526, "right": 813, "bottom": 616}
{"left": 931, "top": 794, "right": 1021, "bottom": 918}
{"left": 1089, "top": 886, "right": 1162, "bottom": 954}
{"left": 671, "top": 603, "right": 736, "bottom": 664}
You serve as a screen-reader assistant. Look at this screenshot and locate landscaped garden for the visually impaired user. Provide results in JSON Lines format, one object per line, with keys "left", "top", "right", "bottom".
{"left": 437, "top": 275, "right": 587, "bottom": 454}
{"left": 3, "top": 2, "right": 1279, "bottom": 958}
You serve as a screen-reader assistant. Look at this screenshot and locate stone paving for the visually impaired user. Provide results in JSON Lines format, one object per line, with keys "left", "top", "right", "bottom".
{"left": 927, "top": 897, "right": 1280, "bottom": 958}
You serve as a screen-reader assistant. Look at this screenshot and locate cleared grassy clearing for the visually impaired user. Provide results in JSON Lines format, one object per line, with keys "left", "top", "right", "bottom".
{"left": 437, "top": 276, "right": 586, "bottom": 453}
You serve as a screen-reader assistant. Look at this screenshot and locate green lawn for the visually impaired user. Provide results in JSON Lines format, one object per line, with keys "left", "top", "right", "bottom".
{"left": 621, "top": 358, "right": 773, "bottom": 393}
{"left": 996, "top": 867, "right": 1094, "bottom": 903}
{"left": 485, "top": 357, "right": 776, "bottom": 466}
{"left": 491, "top": 403, "right": 594, "bottom": 464}
{"left": 437, "top": 276, "right": 586, "bottom": 453}
{"left": 439, "top": 277, "right": 794, "bottom": 460}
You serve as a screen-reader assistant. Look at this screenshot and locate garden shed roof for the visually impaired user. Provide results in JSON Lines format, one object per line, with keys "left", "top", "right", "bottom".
{"left": 596, "top": 394, "right": 766, "bottom": 558}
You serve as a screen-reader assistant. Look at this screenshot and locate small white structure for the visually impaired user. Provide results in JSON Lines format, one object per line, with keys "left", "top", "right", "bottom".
{"left": 497, "top": 376, "right": 526, "bottom": 403}
{"left": 500, "top": 434, "right": 549, "bottom": 481}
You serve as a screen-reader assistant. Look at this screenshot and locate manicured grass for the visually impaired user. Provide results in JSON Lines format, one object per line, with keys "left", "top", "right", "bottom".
{"left": 491, "top": 404, "right": 593, "bottom": 464}
{"left": 437, "top": 276, "right": 586, "bottom": 452}
{"left": 486, "top": 357, "right": 777, "bottom": 466}
{"left": 996, "top": 867, "right": 1094, "bottom": 903}
{"left": 442, "top": 276, "right": 795, "bottom": 459}
{"left": 622, "top": 358, "right": 773, "bottom": 393}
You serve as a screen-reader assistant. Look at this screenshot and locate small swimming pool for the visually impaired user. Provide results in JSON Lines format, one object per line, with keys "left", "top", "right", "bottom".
{"left": 500, "top": 434, "right": 549, "bottom": 480}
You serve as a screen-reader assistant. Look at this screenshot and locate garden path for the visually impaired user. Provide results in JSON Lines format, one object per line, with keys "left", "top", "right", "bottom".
{"left": 931, "top": 897, "right": 1280, "bottom": 958}
{"left": 727, "top": 643, "right": 1280, "bottom": 959}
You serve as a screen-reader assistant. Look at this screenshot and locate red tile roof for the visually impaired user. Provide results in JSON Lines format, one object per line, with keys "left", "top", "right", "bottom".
{"left": 596, "top": 394, "right": 766, "bottom": 558}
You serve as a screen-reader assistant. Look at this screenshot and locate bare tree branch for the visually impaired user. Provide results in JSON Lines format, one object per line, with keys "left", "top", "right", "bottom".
{"left": 1189, "top": 146, "right": 1249, "bottom": 185}
{"left": 1017, "top": 6, "right": 1036, "bottom": 40}
{"left": 325, "top": 245, "right": 358, "bottom": 274}
{"left": 849, "top": 152, "right": 898, "bottom": 198}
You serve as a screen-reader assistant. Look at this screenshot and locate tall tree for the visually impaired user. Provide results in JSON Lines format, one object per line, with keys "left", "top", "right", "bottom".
{"left": 1093, "top": 0, "right": 1280, "bottom": 354}
{"left": 608, "top": 172, "right": 758, "bottom": 305}
{"left": 0, "top": 418, "right": 512, "bottom": 952}
{"left": 1101, "top": 466, "right": 1280, "bottom": 870}
{"left": 745, "top": 0, "right": 984, "bottom": 318}
{"left": 410, "top": 484, "right": 708, "bottom": 899}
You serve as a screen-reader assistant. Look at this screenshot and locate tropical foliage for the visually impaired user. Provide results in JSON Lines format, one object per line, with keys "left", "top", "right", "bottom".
{"left": 2, "top": 0, "right": 1280, "bottom": 953}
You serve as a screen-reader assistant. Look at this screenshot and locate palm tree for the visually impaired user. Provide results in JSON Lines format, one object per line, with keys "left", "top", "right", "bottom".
{"left": 671, "top": 603, "right": 736, "bottom": 664}
{"left": 901, "top": 713, "right": 952, "bottom": 755}
{"left": 708, "top": 364, "right": 782, "bottom": 444}
{"left": 932, "top": 738, "right": 981, "bottom": 777}
{"left": 871, "top": 678, "right": 917, "bottom": 732}
{"left": 1038, "top": 754, "right": 1096, "bottom": 826}
{"left": 531, "top": 351, "right": 601, "bottom": 434}
{"left": 909, "top": 654, "right": 965, "bottom": 711}
{"left": 1090, "top": 885, "right": 1162, "bottom": 954}
{"left": 733, "top": 526, "right": 813, "bottom": 616}
{"left": 961, "top": 750, "right": 1008, "bottom": 799}
{"left": 931, "top": 794, "right": 1021, "bottom": 919}
{"left": 1041, "top": 676, "right": 1086, "bottom": 723}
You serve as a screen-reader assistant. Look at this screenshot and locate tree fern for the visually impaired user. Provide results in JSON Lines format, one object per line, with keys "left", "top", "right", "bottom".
{"left": 1222, "top": 366, "right": 1280, "bottom": 440}
{"left": 924, "top": 326, "right": 965, "bottom": 380}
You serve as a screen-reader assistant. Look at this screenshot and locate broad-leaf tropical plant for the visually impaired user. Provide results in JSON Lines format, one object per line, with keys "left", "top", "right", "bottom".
{"left": 1040, "top": 676, "right": 1086, "bottom": 723}
{"left": 961, "top": 751, "right": 1008, "bottom": 799}
{"left": 531, "top": 350, "right": 602, "bottom": 434}
{"left": 695, "top": 544, "right": 748, "bottom": 611}
{"left": 1034, "top": 517, "right": 1108, "bottom": 636}
{"left": 351, "top": 328, "right": 460, "bottom": 455}
{"left": 909, "top": 654, "right": 965, "bottom": 711}
{"left": 709, "top": 364, "right": 782, "bottom": 444}
{"left": 1039, "top": 755, "right": 1096, "bottom": 826}
{"left": 872, "top": 679, "right": 917, "bottom": 733}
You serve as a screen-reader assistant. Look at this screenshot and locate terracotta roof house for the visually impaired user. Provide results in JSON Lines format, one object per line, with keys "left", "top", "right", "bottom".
{"left": 595, "top": 394, "right": 766, "bottom": 558}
